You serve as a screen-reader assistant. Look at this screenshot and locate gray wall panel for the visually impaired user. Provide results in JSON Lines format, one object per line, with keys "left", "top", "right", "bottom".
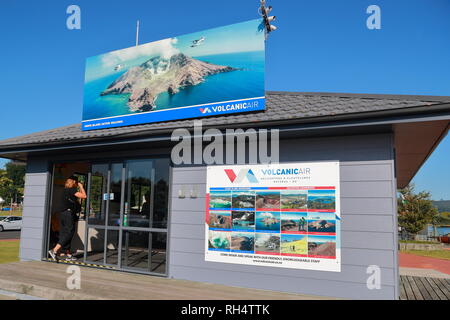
{"left": 171, "top": 197, "right": 207, "bottom": 212}
{"left": 168, "top": 238, "right": 395, "bottom": 268}
{"left": 169, "top": 133, "right": 398, "bottom": 299}
{"left": 22, "top": 206, "right": 47, "bottom": 218}
{"left": 342, "top": 231, "right": 394, "bottom": 250}
{"left": 172, "top": 208, "right": 395, "bottom": 232}
{"left": 171, "top": 212, "right": 394, "bottom": 233}
{"left": 18, "top": 133, "right": 398, "bottom": 299}
{"left": 23, "top": 185, "right": 48, "bottom": 197}
{"left": 19, "top": 158, "right": 49, "bottom": 261}
{"left": 170, "top": 265, "right": 396, "bottom": 300}
{"left": 171, "top": 223, "right": 204, "bottom": 239}
{"left": 171, "top": 221, "right": 394, "bottom": 250}
{"left": 340, "top": 163, "right": 392, "bottom": 181}
{"left": 20, "top": 227, "right": 43, "bottom": 240}
{"left": 20, "top": 237, "right": 42, "bottom": 250}
{"left": 23, "top": 195, "right": 47, "bottom": 208}
{"left": 22, "top": 217, "right": 45, "bottom": 229}
{"left": 25, "top": 174, "right": 49, "bottom": 186}
{"left": 341, "top": 198, "right": 393, "bottom": 215}
{"left": 341, "top": 248, "right": 395, "bottom": 268}
{"left": 341, "top": 181, "right": 393, "bottom": 198}
{"left": 342, "top": 215, "right": 394, "bottom": 232}
{"left": 172, "top": 170, "right": 207, "bottom": 184}
{"left": 19, "top": 248, "right": 42, "bottom": 261}
{"left": 171, "top": 184, "right": 207, "bottom": 198}
{"left": 169, "top": 251, "right": 395, "bottom": 286}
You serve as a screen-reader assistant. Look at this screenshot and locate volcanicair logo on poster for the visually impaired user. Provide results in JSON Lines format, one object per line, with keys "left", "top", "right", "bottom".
{"left": 205, "top": 162, "right": 341, "bottom": 272}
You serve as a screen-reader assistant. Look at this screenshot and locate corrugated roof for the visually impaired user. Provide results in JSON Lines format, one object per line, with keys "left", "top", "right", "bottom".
{"left": 0, "top": 91, "right": 449, "bottom": 149}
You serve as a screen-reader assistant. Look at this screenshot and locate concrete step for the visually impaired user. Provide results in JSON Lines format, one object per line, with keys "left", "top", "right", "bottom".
{"left": 0, "top": 261, "right": 331, "bottom": 300}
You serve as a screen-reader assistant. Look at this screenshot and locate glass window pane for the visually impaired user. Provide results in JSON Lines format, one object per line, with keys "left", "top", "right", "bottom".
{"left": 152, "top": 159, "right": 170, "bottom": 229}
{"left": 72, "top": 173, "right": 88, "bottom": 220}
{"left": 151, "top": 232, "right": 167, "bottom": 274}
{"left": 88, "top": 164, "right": 108, "bottom": 225}
{"left": 121, "top": 230, "right": 149, "bottom": 270}
{"left": 86, "top": 227, "right": 105, "bottom": 264}
{"left": 108, "top": 163, "right": 123, "bottom": 226}
{"left": 124, "top": 160, "right": 152, "bottom": 228}
{"left": 106, "top": 230, "right": 119, "bottom": 265}
{"left": 120, "top": 231, "right": 167, "bottom": 274}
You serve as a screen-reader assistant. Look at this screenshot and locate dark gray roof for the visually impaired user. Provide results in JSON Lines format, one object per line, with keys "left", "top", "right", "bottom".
{"left": 1, "top": 91, "right": 450, "bottom": 150}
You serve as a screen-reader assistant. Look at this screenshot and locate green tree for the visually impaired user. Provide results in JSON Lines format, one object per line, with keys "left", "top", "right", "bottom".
{"left": 0, "top": 169, "right": 14, "bottom": 204}
{"left": 0, "top": 162, "right": 25, "bottom": 204}
{"left": 398, "top": 184, "right": 439, "bottom": 238}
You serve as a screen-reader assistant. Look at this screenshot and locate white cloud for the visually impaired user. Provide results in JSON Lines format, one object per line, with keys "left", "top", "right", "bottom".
{"left": 260, "top": 212, "right": 274, "bottom": 218}
{"left": 101, "top": 37, "right": 179, "bottom": 67}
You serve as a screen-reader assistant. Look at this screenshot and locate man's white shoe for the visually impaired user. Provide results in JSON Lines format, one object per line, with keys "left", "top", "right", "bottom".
{"left": 48, "top": 250, "right": 57, "bottom": 261}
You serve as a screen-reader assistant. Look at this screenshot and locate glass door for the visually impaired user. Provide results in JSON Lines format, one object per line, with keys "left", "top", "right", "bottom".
{"left": 120, "top": 159, "right": 170, "bottom": 275}
{"left": 84, "top": 158, "right": 170, "bottom": 275}
{"left": 85, "top": 162, "right": 121, "bottom": 266}
{"left": 85, "top": 163, "right": 109, "bottom": 265}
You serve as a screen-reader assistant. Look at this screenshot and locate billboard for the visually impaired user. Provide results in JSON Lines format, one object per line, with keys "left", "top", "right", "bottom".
{"left": 205, "top": 162, "right": 341, "bottom": 272}
{"left": 82, "top": 19, "right": 265, "bottom": 130}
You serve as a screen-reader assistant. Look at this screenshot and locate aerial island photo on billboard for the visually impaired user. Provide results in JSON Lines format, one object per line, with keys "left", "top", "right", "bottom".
{"left": 82, "top": 19, "right": 265, "bottom": 130}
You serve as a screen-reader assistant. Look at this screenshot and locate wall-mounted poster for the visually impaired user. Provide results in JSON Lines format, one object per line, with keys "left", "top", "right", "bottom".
{"left": 82, "top": 19, "right": 265, "bottom": 130}
{"left": 205, "top": 162, "right": 341, "bottom": 272}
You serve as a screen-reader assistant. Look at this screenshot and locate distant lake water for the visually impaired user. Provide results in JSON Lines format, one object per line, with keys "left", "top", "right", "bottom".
{"left": 83, "top": 51, "right": 265, "bottom": 121}
{"left": 428, "top": 225, "right": 450, "bottom": 235}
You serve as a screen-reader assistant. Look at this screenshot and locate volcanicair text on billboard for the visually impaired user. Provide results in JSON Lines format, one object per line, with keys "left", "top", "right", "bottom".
{"left": 81, "top": 19, "right": 265, "bottom": 130}
{"left": 205, "top": 162, "right": 341, "bottom": 272}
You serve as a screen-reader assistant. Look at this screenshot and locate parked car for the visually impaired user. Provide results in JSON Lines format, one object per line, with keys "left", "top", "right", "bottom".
{"left": 0, "top": 216, "right": 22, "bottom": 232}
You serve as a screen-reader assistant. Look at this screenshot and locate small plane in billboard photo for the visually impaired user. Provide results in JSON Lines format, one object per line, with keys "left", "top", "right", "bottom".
{"left": 191, "top": 36, "right": 205, "bottom": 47}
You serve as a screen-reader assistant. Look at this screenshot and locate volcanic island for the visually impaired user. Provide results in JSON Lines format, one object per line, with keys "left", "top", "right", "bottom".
{"left": 101, "top": 53, "right": 238, "bottom": 112}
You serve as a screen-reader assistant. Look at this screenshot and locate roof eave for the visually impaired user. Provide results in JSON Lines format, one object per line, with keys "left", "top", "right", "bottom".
{"left": 1, "top": 103, "right": 450, "bottom": 157}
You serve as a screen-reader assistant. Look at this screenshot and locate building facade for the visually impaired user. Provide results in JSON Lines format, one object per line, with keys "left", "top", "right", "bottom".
{"left": 1, "top": 92, "right": 449, "bottom": 299}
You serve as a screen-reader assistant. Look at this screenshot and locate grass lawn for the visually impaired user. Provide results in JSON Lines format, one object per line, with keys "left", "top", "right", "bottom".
{"left": 402, "top": 249, "right": 450, "bottom": 261}
{"left": 0, "top": 240, "right": 20, "bottom": 264}
{"left": 399, "top": 240, "right": 440, "bottom": 244}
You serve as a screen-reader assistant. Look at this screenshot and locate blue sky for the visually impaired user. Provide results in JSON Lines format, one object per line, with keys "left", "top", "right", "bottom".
{"left": 308, "top": 235, "right": 336, "bottom": 243}
{"left": 85, "top": 19, "right": 264, "bottom": 82}
{"left": 0, "top": 0, "right": 449, "bottom": 199}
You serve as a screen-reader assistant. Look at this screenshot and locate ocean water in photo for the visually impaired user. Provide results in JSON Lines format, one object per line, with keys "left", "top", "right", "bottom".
{"left": 256, "top": 217, "right": 280, "bottom": 232}
{"left": 83, "top": 51, "right": 264, "bottom": 121}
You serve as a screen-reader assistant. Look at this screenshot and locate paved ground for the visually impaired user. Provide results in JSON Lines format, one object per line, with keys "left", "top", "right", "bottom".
{"left": 399, "top": 252, "right": 450, "bottom": 275}
{"left": 0, "top": 230, "right": 20, "bottom": 240}
{"left": 0, "top": 261, "right": 333, "bottom": 300}
{"left": 400, "top": 267, "right": 450, "bottom": 279}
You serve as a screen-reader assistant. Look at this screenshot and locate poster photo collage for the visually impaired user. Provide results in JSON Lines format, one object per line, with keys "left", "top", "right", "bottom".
{"left": 207, "top": 187, "right": 337, "bottom": 259}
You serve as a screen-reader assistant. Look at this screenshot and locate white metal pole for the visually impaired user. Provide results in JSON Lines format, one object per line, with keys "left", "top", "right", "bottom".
{"left": 136, "top": 20, "right": 140, "bottom": 46}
